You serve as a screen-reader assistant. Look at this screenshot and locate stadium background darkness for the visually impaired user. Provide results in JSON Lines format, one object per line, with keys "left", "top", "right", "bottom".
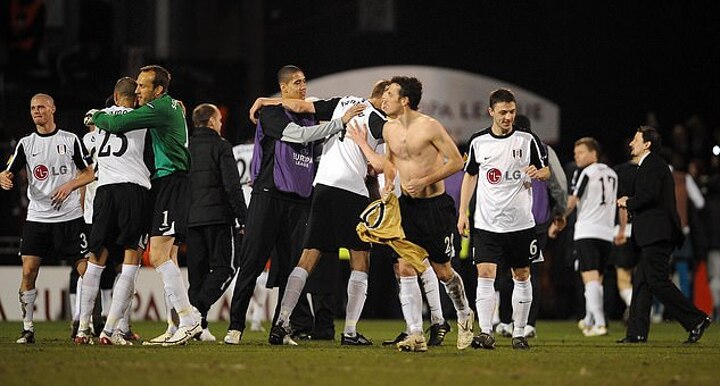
{"left": 2, "top": 1, "right": 718, "bottom": 164}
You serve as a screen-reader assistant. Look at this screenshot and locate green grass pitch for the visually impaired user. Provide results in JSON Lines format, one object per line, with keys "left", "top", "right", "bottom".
{"left": 0, "top": 320, "right": 717, "bottom": 386}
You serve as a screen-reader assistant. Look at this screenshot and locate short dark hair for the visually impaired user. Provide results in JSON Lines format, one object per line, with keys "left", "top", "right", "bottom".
{"left": 638, "top": 125, "right": 662, "bottom": 152}
{"left": 114, "top": 76, "right": 137, "bottom": 99}
{"left": 574, "top": 137, "right": 602, "bottom": 156}
{"left": 140, "top": 65, "right": 171, "bottom": 92}
{"left": 370, "top": 79, "right": 390, "bottom": 99}
{"left": 192, "top": 103, "right": 218, "bottom": 128}
{"left": 390, "top": 76, "right": 422, "bottom": 110}
{"left": 278, "top": 65, "right": 303, "bottom": 84}
{"left": 489, "top": 88, "right": 515, "bottom": 109}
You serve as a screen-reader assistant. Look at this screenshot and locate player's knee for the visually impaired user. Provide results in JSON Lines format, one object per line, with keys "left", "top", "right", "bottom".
{"left": 432, "top": 264, "right": 452, "bottom": 281}
{"left": 397, "top": 261, "right": 416, "bottom": 276}
{"left": 75, "top": 258, "right": 88, "bottom": 276}
{"left": 149, "top": 253, "right": 170, "bottom": 267}
{"left": 349, "top": 251, "right": 370, "bottom": 272}
{"left": 476, "top": 264, "right": 496, "bottom": 279}
{"left": 297, "top": 255, "right": 320, "bottom": 273}
{"left": 512, "top": 267, "right": 531, "bottom": 281}
{"left": 21, "top": 268, "right": 38, "bottom": 284}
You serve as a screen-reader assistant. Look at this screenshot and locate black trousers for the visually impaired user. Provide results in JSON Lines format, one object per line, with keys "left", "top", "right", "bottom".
{"left": 228, "top": 193, "right": 311, "bottom": 332}
{"left": 626, "top": 241, "right": 706, "bottom": 339}
{"left": 186, "top": 224, "right": 238, "bottom": 319}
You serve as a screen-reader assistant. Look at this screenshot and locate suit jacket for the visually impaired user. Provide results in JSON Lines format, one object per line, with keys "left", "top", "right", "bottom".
{"left": 627, "top": 152, "right": 683, "bottom": 247}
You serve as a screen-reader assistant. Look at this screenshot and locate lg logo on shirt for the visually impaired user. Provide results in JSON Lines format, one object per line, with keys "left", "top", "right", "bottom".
{"left": 33, "top": 164, "right": 68, "bottom": 181}
{"left": 486, "top": 168, "right": 522, "bottom": 184}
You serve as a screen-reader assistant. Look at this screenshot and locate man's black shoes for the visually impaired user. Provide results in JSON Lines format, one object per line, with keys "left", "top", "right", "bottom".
{"left": 427, "top": 321, "right": 451, "bottom": 346}
{"left": 269, "top": 324, "right": 297, "bottom": 346}
{"left": 684, "top": 317, "right": 712, "bottom": 344}
{"left": 616, "top": 335, "right": 647, "bottom": 344}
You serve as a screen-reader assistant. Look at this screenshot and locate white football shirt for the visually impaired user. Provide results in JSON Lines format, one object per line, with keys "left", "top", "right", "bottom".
{"left": 464, "top": 127, "right": 547, "bottom": 233}
{"left": 232, "top": 142, "right": 254, "bottom": 204}
{"left": 572, "top": 162, "right": 618, "bottom": 242}
{"left": 95, "top": 105, "right": 151, "bottom": 189}
{"left": 6, "top": 128, "right": 90, "bottom": 223}
{"left": 311, "top": 96, "right": 386, "bottom": 197}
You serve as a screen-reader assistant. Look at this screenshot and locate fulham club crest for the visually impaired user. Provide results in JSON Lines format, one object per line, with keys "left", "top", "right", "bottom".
{"left": 512, "top": 149, "right": 522, "bottom": 159}
{"left": 57, "top": 144, "right": 67, "bottom": 155}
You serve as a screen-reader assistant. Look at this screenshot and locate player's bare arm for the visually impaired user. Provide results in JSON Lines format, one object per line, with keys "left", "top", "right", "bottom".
{"left": 347, "top": 121, "right": 386, "bottom": 174}
{"left": 615, "top": 207, "right": 629, "bottom": 245}
{"left": 550, "top": 195, "right": 577, "bottom": 238}
{"left": 51, "top": 166, "right": 95, "bottom": 208}
{"left": 457, "top": 172, "right": 478, "bottom": 237}
{"left": 281, "top": 99, "right": 315, "bottom": 114}
{"left": 563, "top": 195, "right": 579, "bottom": 217}
{"left": 402, "top": 119, "right": 463, "bottom": 197}
{"left": 249, "top": 97, "right": 281, "bottom": 124}
{"left": 250, "top": 98, "right": 320, "bottom": 124}
{"left": 382, "top": 144, "right": 398, "bottom": 196}
{"left": 525, "top": 164, "right": 550, "bottom": 181}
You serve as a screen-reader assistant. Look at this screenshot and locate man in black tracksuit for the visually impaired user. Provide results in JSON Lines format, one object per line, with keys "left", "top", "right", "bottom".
{"left": 187, "top": 103, "right": 247, "bottom": 340}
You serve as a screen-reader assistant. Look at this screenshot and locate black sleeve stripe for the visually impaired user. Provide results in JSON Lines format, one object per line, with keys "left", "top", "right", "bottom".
{"left": 6, "top": 139, "right": 26, "bottom": 174}
{"left": 463, "top": 129, "right": 491, "bottom": 176}
{"left": 575, "top": 174, "right": 589, "bottom": 198}
{"left": 570, "top": 169, "right": 580, "bottom": 190}
{"left": 527, "top": 131, "right": 547, "bottom": 169}
{"left": 72, "top": 133, "right": 90, "bottom": 170}
{"left": 368, "top": 111, "right": 386, "bottom": 140}
{"left": 464, "top": 137, "right": 481, "bottom": 176}
{"left": 312, "top": 98, "right": 341, "bottom": 121}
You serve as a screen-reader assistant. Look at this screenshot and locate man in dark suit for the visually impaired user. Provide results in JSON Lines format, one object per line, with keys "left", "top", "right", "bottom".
{"left": 616, "top": 126, "right": 711, "bottom": 343}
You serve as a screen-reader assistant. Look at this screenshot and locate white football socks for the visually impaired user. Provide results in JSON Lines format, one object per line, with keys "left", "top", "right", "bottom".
{"left": 475, "top": 277, "right": 496, "bottom": 334}
{"left": 419, "top": 259, "right": 444, "bottom": 325}
{"left": 511, "top": 278, "right": 532, "bottom": 337}
{"left": 442, "top": 270, "right": 471, "bottom": 322}
{"left": 399, "top": 276, "right": 423, "bottom": 335}
{"left": 156, "top": 260, "right": 196, "bottom": 327}
{"left": 585, "top": 280, "right": 605, "bottom": 327}
{"left": 78, "top": 262, "right": 104, "bottom": 332}
{"left": 278, "top": 267, "right": 309, "bottom": 328}
{"left": 344, "top": 270, "right": 368, "bottom": 336}
{"left": 620, "top": 288, "right": 632, "bottom": 308}
{"left": 103, "top": 264, "right": 139, "bottom": 334}
{"left": 19, "top": 289, "right": 37, "bottom": 331}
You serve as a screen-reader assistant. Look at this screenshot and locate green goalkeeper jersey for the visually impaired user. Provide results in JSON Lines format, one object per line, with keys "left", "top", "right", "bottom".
{"left": 92, "top": 94, "right": 190, "bottom": 179}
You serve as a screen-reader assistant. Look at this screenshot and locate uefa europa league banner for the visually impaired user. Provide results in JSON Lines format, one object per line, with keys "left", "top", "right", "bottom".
{"left": 299, "top": 65, "right": 560, "bottom": 145}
